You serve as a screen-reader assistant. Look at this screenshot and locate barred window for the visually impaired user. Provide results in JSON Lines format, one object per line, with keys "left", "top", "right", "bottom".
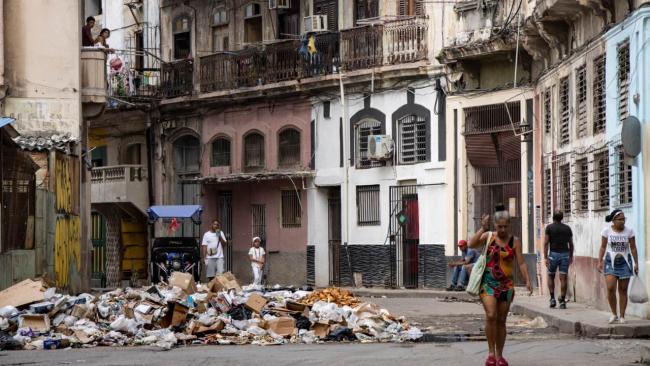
{"left": 555, "top": 162, "right": 571, "bottom": 216}
{"left": 593, "top": 54, "right": 606, "bottom": 134}
{"left": 559, "top": 76, "right": 570, "bottom": 146}
{"left": 575, "top": 65, "right": 587, "bottom": 138}
{"left": 614, "top": 146, "right": 633, "bottom": 207}
{"left": 397, "top": 114, "right": 427, "bottom": 164}
{"left": 356, "top": 119, "right": 384, "bottom": 169}
{"left": 575, "top": 158, "right": 589, "bottom": 211}
{"left": 281, "top": 190, "right": 301, "bottom": 228}
{"left": 244, "top": 133, "right": 265, "bottom": 171}
{"left": 543, "top": 87, "right": 552, "bottom": 134}
{"left": 356, "top": 185, "right": 380, "bottom": 226}
{"left": 278, "top": 128, "right": 301, "bottom": 168}
{"left": 543, "top": 167, "right": 552, "bottom": 221}
{"left": 211, "top": 137, "right": 231, "bottom": 167}
{"left": 618, "top": 40, "right": 630, "bottom": 123}
{"left": 593, "top": 151, "right": 609, "bottom": 210}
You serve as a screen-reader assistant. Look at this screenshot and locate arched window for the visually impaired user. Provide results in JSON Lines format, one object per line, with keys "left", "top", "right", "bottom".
{"left": 396, "top": 114, "right": 427, "bottom": 164}
{"left": 278, "top": 128, "right": 300, "bottom": 168}
{"left": 244, "top": 132, "right": 265, "bottom": 171}
{"left": 211, "top": 137, "right": 231, "bottom": 167}
{"left": 356, "top": 119, "right": 383, "bottom": 168}
{"left": 173, "top": 135, "right": 200, "bottom": 174}
{"left": 173, "top": 15, "right": 192, "bottom": 59}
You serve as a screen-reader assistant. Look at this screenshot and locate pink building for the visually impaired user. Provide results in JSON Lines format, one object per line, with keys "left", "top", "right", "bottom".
{"left": 199, "top": 100, "right": 313, "bottom": 285}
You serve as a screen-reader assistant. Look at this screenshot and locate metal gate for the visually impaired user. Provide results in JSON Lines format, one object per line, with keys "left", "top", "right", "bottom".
{"left": 217, "top": 191, "right": 233, "bottom": 271}
{"left": 251, "top": 204, "right": 266, "bottom": 281}
{"left": 389, "top": 185, "right": 419, "bottom": 289}
{"left": 328, "top": 188, "right": 341, "bottom": 286}
{"left": 178, "top": 181, "right": 201, "bottom": 237}
{"left": 91, "top": 212, "right": 106, "bottom": 287}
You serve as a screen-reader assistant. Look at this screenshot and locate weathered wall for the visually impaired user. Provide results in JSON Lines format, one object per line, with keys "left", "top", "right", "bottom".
{"left": 3, "top": 0, "right": 81, "bottom": 138}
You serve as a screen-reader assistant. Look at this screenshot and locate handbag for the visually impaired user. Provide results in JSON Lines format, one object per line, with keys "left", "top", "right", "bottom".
{"left": 466, "top": 231, "right": 492, "bottom": 297}
{"left": 629, "top": 275, "right": 649, "bottom": 303}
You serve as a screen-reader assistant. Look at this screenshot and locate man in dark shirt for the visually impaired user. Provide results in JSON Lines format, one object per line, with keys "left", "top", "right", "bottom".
{"left": 82, "top": 16, "right": 96, "bottom": 47}
{"left": 544, "top": 211, "right": 574, "bottom": 309}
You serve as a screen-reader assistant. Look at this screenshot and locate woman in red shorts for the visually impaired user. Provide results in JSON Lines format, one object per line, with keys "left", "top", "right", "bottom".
{"left": 469, "top": 206, "right": 533, "bottom": 366}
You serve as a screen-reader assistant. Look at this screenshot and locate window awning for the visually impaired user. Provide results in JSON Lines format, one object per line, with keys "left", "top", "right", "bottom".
{"left": 147, "top": 205, "right": 203, "bottom": 224}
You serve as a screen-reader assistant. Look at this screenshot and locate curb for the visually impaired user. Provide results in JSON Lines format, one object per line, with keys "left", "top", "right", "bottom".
{"left": 351, "top": 289, "right": 476, "bottom": 302}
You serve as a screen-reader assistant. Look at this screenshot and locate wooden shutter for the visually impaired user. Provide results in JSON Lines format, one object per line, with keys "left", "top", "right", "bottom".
{"left": 399, "top": 0, "right": 424, "bottom": 16}
{"left": 315, "top": 0, "right": 338, "bottom": 31}
{"left": 398, "top": 0, "right": 408, "bottom": 16}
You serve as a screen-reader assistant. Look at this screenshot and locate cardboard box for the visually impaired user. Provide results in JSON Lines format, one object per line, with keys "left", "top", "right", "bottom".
{"left": 266, "top": 316, "right": 296, "bottom": 337}
{"left": 0, "top": 279, "right": 47, "bottom": 308}
{"left": 208, "top": 273, "right": 241, "bottom": 293}
{"left": 312, "top": 323, "right": 330, "bottom": 338}
{"left": 169, "top": 272, "right": 197, "bottom": 294}
{"left": 286, "top": 301, "right": 307, "bottom": 312}
{"left": 194, "top": 320, "right": 225, "bottom": 335}
{"left": 19, "top": 314, "right": 50, "bottom": 332}
{"left": 245, "top": 293, "right": 267, "bottom": 314}
{"left": 71, "top": 304, "right": 89, "bottom": 318}
{"left": 159, "top": 302, "right": 189, "bottom": 328}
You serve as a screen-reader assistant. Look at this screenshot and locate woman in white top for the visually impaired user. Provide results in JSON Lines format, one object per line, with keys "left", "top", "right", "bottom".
{"left": 248, "top": 237, "right": 266, "bottom": 286}
{"left": 597, "top": 209, "right": 638, "bottom": 324}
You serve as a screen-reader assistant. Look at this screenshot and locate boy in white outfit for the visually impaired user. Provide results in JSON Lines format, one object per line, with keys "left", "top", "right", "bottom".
{"left": 248, "top": 237, "right": 265, "bottom": 285}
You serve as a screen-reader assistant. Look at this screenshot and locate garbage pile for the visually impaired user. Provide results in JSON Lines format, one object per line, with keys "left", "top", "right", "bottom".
{"left": 0, "top": 273, "right": 423, "bottom": 350}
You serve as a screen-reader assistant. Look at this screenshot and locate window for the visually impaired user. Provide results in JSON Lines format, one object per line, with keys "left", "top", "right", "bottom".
{"left": 356, "top": 119, "right": 383, "bottom": 168}
{"left": 615, "top": 146, "right": 633, "bottom": 206}
{"left": 244, "top": 3, "right": 262, "bottom": 43}
{"left": 314, "top": 0, "right": 339, "bottom": 31}
{"left": 278, "top": 128, "right": 301, "bottom": 168}
{"left": 173, "top": 135, "right": 200, "bottom": 174}
{"left": 543, "top": 87, "right": 552, "bottom": 134}
{"left": 617, "top": 40, "right": 630, "bottom": 123}
{"left": 281, "top": 190, "right": 301, "bottom": 228}
{"left": 213, "top": 9, "right": 229, "bottom": 26}
{"left": 124, "top": 144, "right": 142, "bottom": 165}
{"left": 278, "top": 0, "right": 300, "bottom": 38}
{"left": 575, "top": 65, "right": 587, "bottom": 138}
{"left": 555, "top": 163, "right": 571, "bottom": 216}
{"left": 593, "top": 151, "right": 609, "bottom": 210}
{"left": 355, "top": 0, "right": 378, "bottom": 23}
{"left": 212, "top": 29, "right": 229, "bottom": 52}
{"left": 398, "top": 0, "right": 424, "bottom": 16}
{"left": 356, "top": 185, "right": 380, "bottom": 226}
{"left": 543, "top": 167, "right": 552, "bottom": 220}
{"left": 397, "top": 114, "right": 427, "bottom": 164}
{"left": 559, "top": 76, "right": 570, "bottom": 146}
{"left": 173, "top": 15, "right": 191, "bottom": 59}
{"left": 575, "top": 158, "right": 589, "bottom": 211}
{"left": 244, "top": 133, "right": 265, "bottom": 171}
{"left": 593, "top": 54, "right": 606, "bottom": 134}
{"left": 251, "top": 204, "right": 266, "bottom": 242}
{"left": 211, "top": 137, "right": 231, "bottom": 167}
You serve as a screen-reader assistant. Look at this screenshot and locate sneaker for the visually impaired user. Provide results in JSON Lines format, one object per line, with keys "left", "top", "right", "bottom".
{"left": 549, "top": 298, "right": 556, "bottom": 308}
{"left": 608, "top": 315, "right": 619, "bottom": 324}
{"left": 455, "top": 285, "right": 466, "bottom": 292}
{"left": 446, "top": 285, "right": 456, "bottom": 291}
{"left": 619, "top": 317, "right": 626, "bottom": 324}
{"left": 559, "top": 298, "right": 567, "bottom": 309}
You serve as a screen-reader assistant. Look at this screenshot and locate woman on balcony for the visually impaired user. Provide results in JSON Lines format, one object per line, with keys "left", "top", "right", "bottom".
{"left": 469, "top": 205, "right": 533, "bottom": 366}
{"left": 94, "top": 28, "right": 114, "bottom": 53}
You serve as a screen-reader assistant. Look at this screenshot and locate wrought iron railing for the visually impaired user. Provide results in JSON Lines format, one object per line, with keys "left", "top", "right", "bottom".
{"left": 341, "top": 24, "right": 384, "bottom": 71}
{"left": 108, "top": 69, "right": 160, "bottom": 102}
{"left": 161, "top": 59, "right": 193, "bottom": 98}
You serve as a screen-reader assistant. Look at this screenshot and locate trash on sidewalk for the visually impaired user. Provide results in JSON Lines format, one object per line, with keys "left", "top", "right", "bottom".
{"left": 0, "top": 274, "right": 422, "bottom": 351}
{"left": 512, "top": 316, "right": 548, "bottom": 329}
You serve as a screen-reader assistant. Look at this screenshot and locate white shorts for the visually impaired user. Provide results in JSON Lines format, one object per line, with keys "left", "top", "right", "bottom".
{"left": 206, "top": 258, "right": 225, "bottom": 278}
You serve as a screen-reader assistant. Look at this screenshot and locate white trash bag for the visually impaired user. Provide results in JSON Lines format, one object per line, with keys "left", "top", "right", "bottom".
{"left": 629, "top": 275, "right": 649, "bottom": 303}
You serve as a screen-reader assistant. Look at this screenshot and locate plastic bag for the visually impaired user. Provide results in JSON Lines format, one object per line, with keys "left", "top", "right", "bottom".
{"left": 629, "top": 275, "right": 649, "bottom": 303}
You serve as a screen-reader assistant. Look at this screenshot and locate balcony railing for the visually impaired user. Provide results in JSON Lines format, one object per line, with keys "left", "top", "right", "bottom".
{"left": 340, "top": 24, "right": 384, "bottom": 71}
{"left": 107, "top": 69, "right": 160, "bottom": 106}
{"left": 161, "top": 59, "right": 193, "bottom": 98}
{"left": 91, "top": 165, "right": 146, "bottom": 183}
{"left": 91, "top": 165, "right": 148, "bottom": 214}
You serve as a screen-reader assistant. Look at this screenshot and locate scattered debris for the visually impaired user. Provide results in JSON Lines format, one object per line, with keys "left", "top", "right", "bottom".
{"left": 0, "top": 273, "right": 422, "bottom": 350}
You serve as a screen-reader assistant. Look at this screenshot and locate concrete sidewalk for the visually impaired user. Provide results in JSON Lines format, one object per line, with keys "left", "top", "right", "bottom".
{"left": 344, "top": 287, "right": 475, "bottom": 301}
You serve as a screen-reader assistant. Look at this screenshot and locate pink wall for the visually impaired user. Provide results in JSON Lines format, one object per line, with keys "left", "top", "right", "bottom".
{"left": 200, "top": 101, "right": 312, "bottom": 176}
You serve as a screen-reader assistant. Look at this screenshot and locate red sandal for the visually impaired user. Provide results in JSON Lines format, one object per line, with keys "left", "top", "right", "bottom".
{"left": 486, "top": 355, "right": 497, "bottom": 366}
{"left": 497, "top": 357, "right": 509, "bottom": 366}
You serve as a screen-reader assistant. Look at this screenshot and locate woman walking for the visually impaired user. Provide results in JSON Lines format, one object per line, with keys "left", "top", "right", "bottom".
{"left": 598, "top": 209, "right": 638, "bottom": 324}
{"left": 469, "top": 206, "right": 533, "bottom": 366}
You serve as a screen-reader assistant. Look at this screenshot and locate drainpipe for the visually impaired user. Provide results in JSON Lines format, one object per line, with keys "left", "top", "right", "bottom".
{"left": 339, "top": 72, "right": 351, "bottom": 282}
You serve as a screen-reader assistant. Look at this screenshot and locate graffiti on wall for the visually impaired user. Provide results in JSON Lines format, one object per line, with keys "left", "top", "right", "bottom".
{"left": 53, "top": 153, "right": 81, "bottom": 288}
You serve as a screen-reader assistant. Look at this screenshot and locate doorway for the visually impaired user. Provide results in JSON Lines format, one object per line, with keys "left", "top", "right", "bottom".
{"left": 327, "top": 187, "right": 341, "bottom": 286}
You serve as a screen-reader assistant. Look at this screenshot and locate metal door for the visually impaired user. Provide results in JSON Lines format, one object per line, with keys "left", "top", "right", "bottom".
{"left": 251, "top": 204, "right": 267, "bottom": 281}
{"left": 217, "top": 191, "right": 233, "bottom": 271}
{"left": 91, "top": 212, "right": 107, "bottom": 287}
{"left": 389, "top": 185, "right": 419, "bottom": 288}
{"left": 328, "top": 188, "right": 341, "bottom": 286}
{"left": 178, "top": 180, "right": 201, "bottom": 237}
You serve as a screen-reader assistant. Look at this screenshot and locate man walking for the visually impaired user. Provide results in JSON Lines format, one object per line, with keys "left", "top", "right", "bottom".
{"left": 201, "top": 219, "right": 227, "bottom": 281}
{"left": 545, "top": 211, "right": 574, "bottom": 309}
{"left": 446, "top": 240, "right": 479, "bottom": 291}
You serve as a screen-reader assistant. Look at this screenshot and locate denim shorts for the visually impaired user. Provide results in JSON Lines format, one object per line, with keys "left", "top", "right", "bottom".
{"left": 604, "top": 254, "right": 633, "bottom": 279}
{"left": 548, "top": 251, "right": 570, "bottom": 274}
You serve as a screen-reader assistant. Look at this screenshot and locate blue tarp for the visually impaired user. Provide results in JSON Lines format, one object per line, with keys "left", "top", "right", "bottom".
{"left": 0, "top": 117, "right": 15, "bottom": 129}
{"left": 147, "top": 205, "right": 203, "bottom": 224}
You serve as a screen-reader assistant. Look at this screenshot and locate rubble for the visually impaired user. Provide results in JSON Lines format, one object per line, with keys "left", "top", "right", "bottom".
{"left": 0, "top": 273, "right": 423, "bottom": 350}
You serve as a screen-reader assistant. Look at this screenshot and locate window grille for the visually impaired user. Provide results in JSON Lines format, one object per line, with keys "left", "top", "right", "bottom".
{"left": 281, "top": 190, "right": 301, "bottom": 228}
{"left": 278, "top": 128, "right": 301, "bottom": 168}
{"left": 251, "top": 204, "right": 266, "bottom": 241}
{"left": 543, "top": 167, "right": 552, "bottom": 221}
{"left": 397, "top": 114, "right": 427, "bottom": 164}
{"left": 543, "top": 87, "right": 552, "bottom": 134}
{"left": 593, "top": 150, "right": 609, "bottom": 210}
{"left": 554, "top": 158, "right": 571, "bottom": 216}
{"left": 574, "top": 158, "right": 589, "bottom": 211}
{"left": 356, "top": 119, "right": 384, "bottom": 168}
{"left": 593, "top": 54, "right": 606, "bottom": 134}
{"left": 618, "top": 40, "right": 630, "bottom": 124}
{"left": 559, "top": 76, "right": 570, "bottom": 146}
{"left": 356, "top": 185, "right": 380, "bottom": 226}
{"left": 575, "top": 65, "right": 588, "bottom": 138}
{"left": 211, "top": 138, "right": 231, "bottom": 167}
{"left": 613, "top": 145, "right": 633, "bottom": 207}
{"left": 244, "top": 133, "right": 264, "bottom": 171}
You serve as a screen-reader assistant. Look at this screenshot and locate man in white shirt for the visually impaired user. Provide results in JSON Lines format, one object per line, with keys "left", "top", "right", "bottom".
{"left": 201, "top": 220, "right": 227, "bottom": 280}
{"left": 248, "top": 237, "right": 265, "bottom": 286}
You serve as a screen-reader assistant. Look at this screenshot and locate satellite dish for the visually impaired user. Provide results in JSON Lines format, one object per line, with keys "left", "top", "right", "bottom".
{"left": 621, "top": 116, "right": 641, "bottom": 157}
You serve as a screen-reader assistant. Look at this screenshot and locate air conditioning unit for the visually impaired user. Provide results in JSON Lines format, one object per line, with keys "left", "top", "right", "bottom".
{"left": 269, "top": 0, "right": 291, "bottom": 9}
{"left": 304, "top": 15, "right": 328, "bottom": 32}
{"left": 367, "top": 135, "right": 394, "bottom": 160}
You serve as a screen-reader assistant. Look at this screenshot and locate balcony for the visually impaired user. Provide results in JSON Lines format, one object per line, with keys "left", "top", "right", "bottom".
{"left": 81, "top": 48, "right": 107, "bottom": 118}
{"left": 107, "top": 68, "right": 161, "bottom": 108}
{"left": 161, "top": 59, "right": 194, "bottom": 98}
{"left": 91, "top": 165, "right": 148, "bottom": 216}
